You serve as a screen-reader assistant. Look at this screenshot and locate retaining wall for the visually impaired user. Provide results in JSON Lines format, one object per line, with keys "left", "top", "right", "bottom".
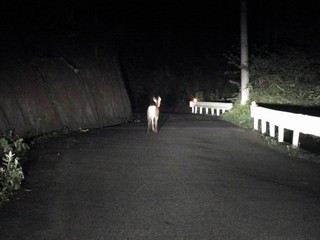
{"left": 0, "top": 37, "right": 132, "bottom": 137}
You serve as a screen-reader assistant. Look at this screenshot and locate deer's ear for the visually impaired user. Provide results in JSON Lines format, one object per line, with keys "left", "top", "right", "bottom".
{"left": 153, "top": 97, "right": 157, "bottom": 102}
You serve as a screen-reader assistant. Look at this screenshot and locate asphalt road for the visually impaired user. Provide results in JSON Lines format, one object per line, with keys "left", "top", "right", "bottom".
{"left": 1, "top": 113, "right": 320, "bottom": 240}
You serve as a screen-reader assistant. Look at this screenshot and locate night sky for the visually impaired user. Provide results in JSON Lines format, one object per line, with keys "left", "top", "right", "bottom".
{"left": 1, "top": 1, "right": 239, "bottom": 49}
{"left": 2, "top": 0, "right": 320, "bottom": 47}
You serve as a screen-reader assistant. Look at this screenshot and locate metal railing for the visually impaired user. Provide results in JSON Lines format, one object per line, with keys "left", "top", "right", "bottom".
{"left": 250, "top": 102, "right": 320, "bottom": 147}
{"left": 189, "top": 100, "right": 233, "bottom": 116}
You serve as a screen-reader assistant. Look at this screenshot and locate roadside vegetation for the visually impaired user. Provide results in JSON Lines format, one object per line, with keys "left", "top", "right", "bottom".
{"left": 0, "top": 130, "right": 29, "bottom": 204}
{"left": 222, "top": 48, "right": 320, "bottom": 160}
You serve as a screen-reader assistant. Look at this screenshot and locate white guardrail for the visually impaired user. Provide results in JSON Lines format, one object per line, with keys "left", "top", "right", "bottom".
{"left": 189, "top": 101, "right": 233, "bottom": 116}
{"left": 250, "top": 102, "right": 320, "bottom": 147}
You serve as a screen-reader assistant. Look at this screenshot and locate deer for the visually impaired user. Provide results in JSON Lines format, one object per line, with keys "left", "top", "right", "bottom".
{"left": 147, "top": 96, "right": 161, "bottom": 133}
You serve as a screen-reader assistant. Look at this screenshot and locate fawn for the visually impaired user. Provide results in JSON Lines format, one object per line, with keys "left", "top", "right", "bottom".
{"left": 147, "top": 96, "right": 161, "bottom": 133}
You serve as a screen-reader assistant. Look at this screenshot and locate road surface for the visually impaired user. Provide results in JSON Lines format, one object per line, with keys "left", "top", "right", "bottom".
{"left": 1, "top": 113, "right": 319, "bottom": 239}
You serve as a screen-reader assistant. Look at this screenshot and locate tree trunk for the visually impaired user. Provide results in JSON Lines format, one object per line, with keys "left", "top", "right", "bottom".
{"left": 240, "top": 0, "right": 249, "bottom": 105}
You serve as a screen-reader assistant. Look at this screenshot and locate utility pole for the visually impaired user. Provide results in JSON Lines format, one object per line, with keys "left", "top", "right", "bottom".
{"left": 240, "top": 0, "right": 249, "bottom": 105}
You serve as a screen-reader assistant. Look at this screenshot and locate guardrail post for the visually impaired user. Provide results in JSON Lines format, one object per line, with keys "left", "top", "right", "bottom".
{"left": 278, "top": 127, "right": 284, "bottom": 142}
{"left": 292, "top": 131, "right": 300, "bottom": 148}
{"left": 261, "top": 120, "right": 266, "bottom": 134}
{"left": 269, "top": 123, "right": 275, "bottom": 137}
{"left": 253, "top": 118, "right": 258, "bottom": 130}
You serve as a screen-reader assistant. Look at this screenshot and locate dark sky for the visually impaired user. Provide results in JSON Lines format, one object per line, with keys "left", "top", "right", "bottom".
{"left": 1, "top": 1, "right": 238, "bottom": 31}
{"left": 1, "top": 0, "right": 320, "bottom": 51}
{"left": 1, "top": 1, "right": 319, "bottom": 61}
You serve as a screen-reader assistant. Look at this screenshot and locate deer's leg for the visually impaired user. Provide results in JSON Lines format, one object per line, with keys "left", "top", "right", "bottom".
{"left": 152, "top": 118, "right": 156, "bottom": 132}
{"left": 154, "top": 117, "right": 158, "bottom": 132}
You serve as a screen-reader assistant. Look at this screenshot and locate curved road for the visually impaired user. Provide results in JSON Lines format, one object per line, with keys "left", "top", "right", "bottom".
{"left": 1, "top": 113, "right": 320, "bottom": 239}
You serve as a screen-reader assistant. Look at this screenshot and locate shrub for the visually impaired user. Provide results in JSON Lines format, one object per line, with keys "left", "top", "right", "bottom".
{"left": 0, "top": 130, "right": 29, "bottom": 159}
{"left": 249, "top": 49, "right": 320, "bottom": 106}
{"left": 0, "top": 151, "right": 24, "bottom": 203}
{"left": 221, "top": 100, "right": 253, "bottom": 129}
{"left": 0, "top": 130, "right": 29, "bottom": 204}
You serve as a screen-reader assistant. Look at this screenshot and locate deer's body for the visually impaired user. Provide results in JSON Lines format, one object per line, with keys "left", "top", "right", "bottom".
{"left": 147, "top": 96, "right": 161, "bottom": 133}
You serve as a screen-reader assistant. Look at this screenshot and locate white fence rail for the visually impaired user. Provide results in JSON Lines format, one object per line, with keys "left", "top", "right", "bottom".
{"left": 250, "top": 102, "right": 320, "bottom": 147}
{"left": 189, "top": 101, "right": 233, "bottom": 116}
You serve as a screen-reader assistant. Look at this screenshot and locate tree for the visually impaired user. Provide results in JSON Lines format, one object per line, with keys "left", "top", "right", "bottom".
{"left": 240, "top": 0, "right": 249, "bottom": 105}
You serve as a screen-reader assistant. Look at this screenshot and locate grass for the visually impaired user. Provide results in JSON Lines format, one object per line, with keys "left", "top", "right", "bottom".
{"left": 221, "top": 102, "right": 253, "bottom": 129}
